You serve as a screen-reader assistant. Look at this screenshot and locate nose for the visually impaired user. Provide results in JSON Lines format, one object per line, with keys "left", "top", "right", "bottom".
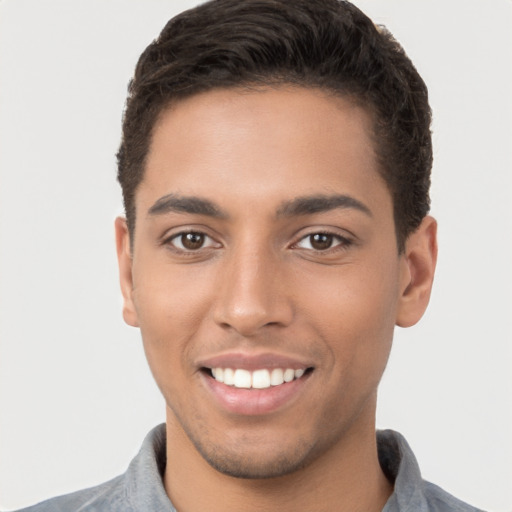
{"left": 212, "top": 245, "right": 293, "bottom": 336}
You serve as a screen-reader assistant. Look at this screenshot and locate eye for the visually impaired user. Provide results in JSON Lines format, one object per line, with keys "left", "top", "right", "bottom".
{"left": 167, "top": 231, "right": 219, "bottom": 251}
{"left": 295, "top": 232, "right": 349, "bottom": 251}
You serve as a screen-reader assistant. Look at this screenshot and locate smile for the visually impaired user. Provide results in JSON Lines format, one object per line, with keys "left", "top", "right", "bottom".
{"left": 210, "top": 367, "right": 307, "bottom": 389}
{"left": 200, "top": 362, "right": 314, "bottom": 415}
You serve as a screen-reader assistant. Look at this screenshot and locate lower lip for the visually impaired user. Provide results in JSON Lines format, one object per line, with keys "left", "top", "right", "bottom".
{"left": 202, "top": 372, "right": 311, "bottom": 416}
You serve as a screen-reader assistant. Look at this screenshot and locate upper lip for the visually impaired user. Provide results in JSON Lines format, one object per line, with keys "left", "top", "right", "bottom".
{"left": 197, "top": 352, "right": 313, "bottom": 371}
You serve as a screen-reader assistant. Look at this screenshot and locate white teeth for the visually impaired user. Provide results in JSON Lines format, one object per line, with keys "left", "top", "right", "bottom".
{"left": 212, "top": 368, "right": 224, "bottom": 382}
{"left": 270, "top": 368, "right": 284, "bottom": 386}
{"left": 252, "top": 369, "right": 270, "bottom": 389}
{"left": 233, "top": 369, "right": 252, "bottom": 388}
{"left": 283, "top": 368, "right": 295, "bottom": 382}
{"left": 223, "top": 368, "right": 235, "bottom": 386}
{"left": 210, "top": 367, "right": 307, "bottom": 389}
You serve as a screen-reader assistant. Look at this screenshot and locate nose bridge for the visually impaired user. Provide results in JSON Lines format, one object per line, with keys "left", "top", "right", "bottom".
{"left": 213, "top": 238, "right": 291, "bottom": 335}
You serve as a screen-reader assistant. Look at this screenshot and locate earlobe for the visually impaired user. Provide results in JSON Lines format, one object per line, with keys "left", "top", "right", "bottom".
{"left": 396, "top": 216, "right": 438, "bottom": 328}
{"left": 114, "top": 217, "right": 139, "bottom": 327}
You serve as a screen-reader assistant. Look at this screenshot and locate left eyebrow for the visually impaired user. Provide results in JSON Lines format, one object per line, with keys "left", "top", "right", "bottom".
{"left": 276, "top": 194, "right": 373, "bottom": 218}
{"left": 147, "top": 194, "right": 228, "bottom": 218}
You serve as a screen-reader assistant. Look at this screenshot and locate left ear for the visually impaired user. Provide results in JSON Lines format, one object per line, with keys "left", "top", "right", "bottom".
{"left": 396, "top": 215, "right": 438, "bottom": 327}
{"left": 115, "top": 216, "right": 140, "bottom": 328}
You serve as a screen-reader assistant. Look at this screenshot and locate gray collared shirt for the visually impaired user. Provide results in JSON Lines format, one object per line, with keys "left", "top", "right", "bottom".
{"left": 14, "top": 424, "right": 484, "bottom": 512}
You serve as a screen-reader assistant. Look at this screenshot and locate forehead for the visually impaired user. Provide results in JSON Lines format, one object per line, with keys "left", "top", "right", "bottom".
{"left": 137, "top": 87, "right": 390, "bottom": 217}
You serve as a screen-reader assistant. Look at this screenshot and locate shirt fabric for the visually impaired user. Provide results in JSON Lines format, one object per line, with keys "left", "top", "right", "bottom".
{"left": 14, "top": 424, "right": 484, "bottom": 512}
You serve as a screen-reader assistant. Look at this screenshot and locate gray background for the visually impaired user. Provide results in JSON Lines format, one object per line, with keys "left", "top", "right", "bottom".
{"left": 1, "top": 0, "right": 511, "bottom": 510}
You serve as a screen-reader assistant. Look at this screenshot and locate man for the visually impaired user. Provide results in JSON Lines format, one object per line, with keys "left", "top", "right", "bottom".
{"left": 13, "top": 0, "right": 485, "bottom": 510}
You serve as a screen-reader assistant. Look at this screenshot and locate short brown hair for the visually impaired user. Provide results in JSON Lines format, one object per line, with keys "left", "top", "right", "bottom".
{"left": 117, "top": 0, "right": 432, "bottom": 252}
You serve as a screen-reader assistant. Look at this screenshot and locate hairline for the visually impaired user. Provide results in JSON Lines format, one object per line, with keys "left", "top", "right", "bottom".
{"left": 127, "top": 82, "right": 404, "bottom": 253}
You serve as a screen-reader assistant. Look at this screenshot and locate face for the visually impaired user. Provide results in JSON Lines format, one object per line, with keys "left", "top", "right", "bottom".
{"left": 116, "top": 87, "right": 435, "bottom": 479}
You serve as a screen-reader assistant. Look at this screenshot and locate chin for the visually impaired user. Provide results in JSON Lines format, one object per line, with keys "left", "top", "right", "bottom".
{"left": 189, "top": 430, "right": 316, "bottom": 480}
{"left": 200, "top": 446, "right": 311, "bottom": 480}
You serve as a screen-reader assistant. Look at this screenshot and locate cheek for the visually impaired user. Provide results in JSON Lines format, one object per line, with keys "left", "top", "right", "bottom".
{"left": 298, "top": 259, "right": 400, "bottom": 373}
{"left": 132, "top": 258, "right": 213, "bottom": 329}
{"left": 131, "top": 262, "right": 214, "bottom": 384}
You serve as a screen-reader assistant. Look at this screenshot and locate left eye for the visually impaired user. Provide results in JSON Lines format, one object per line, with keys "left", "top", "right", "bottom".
{"left": 168, "top": 232, "right": 218, "bottom": 251}
{"left": 295, "top": 233, "right": 347, "bottom": 251}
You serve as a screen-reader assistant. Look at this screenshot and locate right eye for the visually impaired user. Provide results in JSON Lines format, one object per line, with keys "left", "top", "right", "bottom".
{"left": 166, "top": 231, "right": 219, "bottom": 251}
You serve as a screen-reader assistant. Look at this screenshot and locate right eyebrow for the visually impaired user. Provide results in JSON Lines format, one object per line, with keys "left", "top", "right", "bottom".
{"left": 147, "top": 194, "right": 228, "bottom": 219}
{"left": 276, "top": 193, "right": 373, "bottom": 218}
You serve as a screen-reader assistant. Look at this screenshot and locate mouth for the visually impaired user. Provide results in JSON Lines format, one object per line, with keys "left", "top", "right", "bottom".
{"left": 203, "top": 367, "right": 313, "bottom": 389}
{"left": 198, "top": 353, "right": 315, "bottom": 415}
{"left": 200, "top": 365, "right": 314, "bottom": 415}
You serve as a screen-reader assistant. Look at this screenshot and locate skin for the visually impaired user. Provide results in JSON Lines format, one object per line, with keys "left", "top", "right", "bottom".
{"left": 116, "top": 87, "right": 437, "bottom": 512}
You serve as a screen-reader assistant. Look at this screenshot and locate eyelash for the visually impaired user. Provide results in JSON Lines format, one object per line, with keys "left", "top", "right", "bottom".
{"left": 163, "top": 229, "right": 353, "bottom": 255}
{"left": 291, "top": 231, "right": 353, "bottom": 253}
{"left": 163, "top": 230, "right": 220, "bottom": 253}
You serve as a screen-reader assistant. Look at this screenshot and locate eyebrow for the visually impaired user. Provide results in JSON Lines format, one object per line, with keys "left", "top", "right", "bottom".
{"left": 147, "top": 192, "right": 372, "bottom": 220}
{"left": 276, "top": 194, "right": 372, "bottom": 218}
{"left": 147, "top": 194, "right": 227, "bottom": 218}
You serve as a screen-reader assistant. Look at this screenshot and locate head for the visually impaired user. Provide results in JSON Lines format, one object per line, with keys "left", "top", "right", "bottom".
{"left": 114, "top": 0, "right": 437, "bottom": 488}
{"left": 117, "top": 0, "right": 432, "bottom": 253}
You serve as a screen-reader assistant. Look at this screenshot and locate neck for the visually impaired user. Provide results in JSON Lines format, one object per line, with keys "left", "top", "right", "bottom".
{"left": 163, "top": 401, "right": 393, "bottom": 512}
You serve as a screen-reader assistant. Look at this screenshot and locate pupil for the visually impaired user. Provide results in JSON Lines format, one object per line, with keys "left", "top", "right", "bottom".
{"left": 182, "top": 232, "right": 204, "bottom": 250}
{"left": 311, "top": 233, "right": 332, "bottom": 250}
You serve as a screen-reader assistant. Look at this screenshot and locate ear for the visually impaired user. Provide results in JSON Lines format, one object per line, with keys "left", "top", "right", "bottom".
{"left": 396, "top": 216, "right": 438, "bottom": 328}
{"left": 115, "top": 217, "right": 139, "bottom": 327}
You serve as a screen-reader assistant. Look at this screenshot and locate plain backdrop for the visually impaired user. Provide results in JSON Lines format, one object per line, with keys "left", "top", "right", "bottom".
{"left": 0, "top": 1, "right": 511, "bottom": 510}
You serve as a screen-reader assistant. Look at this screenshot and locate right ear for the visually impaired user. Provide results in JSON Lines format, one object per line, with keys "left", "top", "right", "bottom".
{"left": 115, "top": 217, "right": 139, "bottom": 327}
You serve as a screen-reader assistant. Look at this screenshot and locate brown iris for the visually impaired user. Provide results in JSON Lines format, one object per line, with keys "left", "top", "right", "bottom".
{"left": 181, "top": 232, "right": 205, "bottom": 250}
{"left": 309, "top": 233, "right": 334, "bottom": 250}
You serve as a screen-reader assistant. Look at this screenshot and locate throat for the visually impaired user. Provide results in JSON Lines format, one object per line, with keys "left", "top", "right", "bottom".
{"left": 164, "top": 408, "right": 393, "bottom": 512}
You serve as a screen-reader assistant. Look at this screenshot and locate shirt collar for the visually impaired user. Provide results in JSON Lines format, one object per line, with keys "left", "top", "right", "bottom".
{"left": 123, "top": 425, "right": 428, "bottom": 512}
{"left": 123, "top": 424, "right": 175, "bottom": 511}
{"left": 378, "top": 429, "right": 429, "bottom": 512}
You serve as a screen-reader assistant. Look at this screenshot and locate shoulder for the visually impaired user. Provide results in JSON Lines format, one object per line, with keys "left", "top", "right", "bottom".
{"left": 12, "top": 475, "right": 128, "bottom": 512}
{"left": 377, "top": 430, "right": 486, "bottom": 512}
{"left": 423, "top": 481, "right": 486, "bottom": 512}
{"left": 11, "top": 425, "right": 170, "bottom": 512}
